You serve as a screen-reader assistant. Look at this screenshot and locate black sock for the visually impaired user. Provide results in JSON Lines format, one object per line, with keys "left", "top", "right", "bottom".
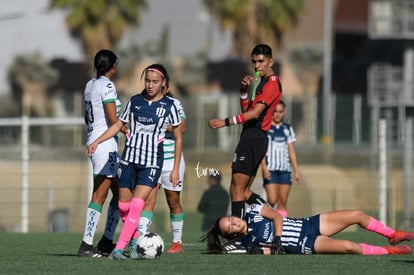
{"left": 99, "top": 235, "right": 112, "bottom": 244}
{"left": 231, "top": 201, "right": 245, "bottom": 218}
{"left": 246, "top": 192, "right": 267, "bottom": 205}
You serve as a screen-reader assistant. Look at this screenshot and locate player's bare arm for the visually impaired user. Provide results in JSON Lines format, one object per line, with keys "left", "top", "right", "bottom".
{"left": 208, "top": 102, "right": 266, "bottom": 129}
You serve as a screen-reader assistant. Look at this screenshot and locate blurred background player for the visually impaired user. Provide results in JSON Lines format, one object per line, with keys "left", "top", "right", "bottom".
{"left": 261, "top": 100, "right": 300, "bottom": 217}
{"left": 198, "top": 172, "right": 230, "bottom": 232}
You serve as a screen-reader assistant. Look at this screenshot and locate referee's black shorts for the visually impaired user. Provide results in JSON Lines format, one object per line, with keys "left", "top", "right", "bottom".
{"left": 231, "top": 127, "right": 268, "bottom": 177}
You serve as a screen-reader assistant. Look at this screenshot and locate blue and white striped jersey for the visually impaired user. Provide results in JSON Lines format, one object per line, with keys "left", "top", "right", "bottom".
{"left": 265, "top": 122, "right": 296, "bottom": 172}
{"left": 242, "top": 203, "right": 308, "bottom": 253}
{"left": 243, "top": 204, "right": 275, "bottom": 247}
{"left": 119, "top": 94, "right": 181, "bottom": 167}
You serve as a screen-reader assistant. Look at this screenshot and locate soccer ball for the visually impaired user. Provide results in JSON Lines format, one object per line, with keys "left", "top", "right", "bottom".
{"left": 136, "top": 232, "right": 164, "bottom": 259}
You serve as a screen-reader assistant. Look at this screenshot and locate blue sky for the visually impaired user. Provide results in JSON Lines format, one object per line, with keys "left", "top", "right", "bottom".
{"left": 0, "top": 0, "right": 231, "bottom": 95}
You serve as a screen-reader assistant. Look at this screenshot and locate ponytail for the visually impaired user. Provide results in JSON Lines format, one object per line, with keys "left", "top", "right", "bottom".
{"left": 94, "top": 49, "right": 118, "bottom": 78}
{"left": 200, "top": 218, "right": 234, "bottom": 254}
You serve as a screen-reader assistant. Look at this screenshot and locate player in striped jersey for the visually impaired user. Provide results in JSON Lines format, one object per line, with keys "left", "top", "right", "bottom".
{"left": 138, "top": 87, "right": 187, "bottom": 254}
{"left": 203, "top": 202, "right": 414, "bottom": 255}
{"left": 86, "top": 64, "right": 183, "bottom": 260}
{"left": 261, "top": 100, "right": 300, "bottom": 218}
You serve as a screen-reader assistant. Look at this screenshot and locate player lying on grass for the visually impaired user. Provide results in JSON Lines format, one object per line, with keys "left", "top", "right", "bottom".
{"left": 202, "top": 202, "right": 414, "bottom": 255}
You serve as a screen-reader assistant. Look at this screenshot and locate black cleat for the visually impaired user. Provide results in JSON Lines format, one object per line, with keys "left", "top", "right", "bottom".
{"left": 222, "top": 238, "right": 246, "bottom": 254}
{"left": 78, "top": 241, "right": 102, "bottom": 257}
{"left": 97, "top": 235, "right": 116, "bottom": 256}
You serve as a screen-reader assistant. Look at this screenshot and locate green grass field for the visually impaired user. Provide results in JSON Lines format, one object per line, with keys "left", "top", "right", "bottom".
{"left": 0, "top": 230, "right": 413, "bottom": 275}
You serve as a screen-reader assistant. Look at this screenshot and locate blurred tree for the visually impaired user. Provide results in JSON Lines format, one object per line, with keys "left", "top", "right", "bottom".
{"left": 49, "top": 0, "right": 147, "bottom": 60}
{"left": 8, "top": 53, "right": 59, "bottom": 116}
{"left": 203, "top": 0, "right": 304, "bottom": 60}
{"left": 158, "top": 24, "right": 170, "bottom": 63}
{"left": 115, "top": 24, "right": 173, "bottom": 96}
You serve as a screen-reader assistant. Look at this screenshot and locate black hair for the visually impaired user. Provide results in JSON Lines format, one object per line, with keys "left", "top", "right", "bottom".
{"left": 251, "top": 44, "right": 272, "bottom": 58}
{"left": 94, "top": 49, "right": 118, "bottom": 78}
{"left": 200, "top": 217, "right": 237, "bottom": 254}
{"left": 165, "top": 90, "right": 174, "bottom": 98}
{"left": 200, "top": 218, "right": 225, "bottom": 254}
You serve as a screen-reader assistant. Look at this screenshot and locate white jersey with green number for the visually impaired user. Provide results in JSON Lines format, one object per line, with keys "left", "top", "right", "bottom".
{"left": 84, "top": 76, "right": 120, "bottom": 145}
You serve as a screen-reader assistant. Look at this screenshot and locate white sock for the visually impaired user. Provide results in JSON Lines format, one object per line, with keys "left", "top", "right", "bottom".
{"left": 170, "top": 213, "right": 184, "bottom": 243}
{"left": 138, "top": 210, "right": 153, "bottom": 235}
{"left": 82, "top": 202, "right": 102, "bottom": 245}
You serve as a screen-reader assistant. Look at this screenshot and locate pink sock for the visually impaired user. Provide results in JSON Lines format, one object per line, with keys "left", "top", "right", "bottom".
{"left": 360, "top": 243, "right": 388, "bottom": 255}
{"left": 366, "top": 217, "right": 395, "bottom": 237}
{"left": 115, "top": 198, "right": 145, "bottom": 250}
{"left": 118, "top": 201, "right": 130, "bottom": 223}
{"left": 277, "top": 210, "right": 288, "bottom": 218}
{"left": 119, "top": 201, "right": 138, "bottom": 239}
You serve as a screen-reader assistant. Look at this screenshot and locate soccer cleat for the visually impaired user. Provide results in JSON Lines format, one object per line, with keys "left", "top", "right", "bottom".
{"left": 129, "top": 239, "right": 139, "bottom": 259}
{"left": 97, "top": 235, "right": 116, "bottom": 256}
{"left": 78, "top": 241, "right": 102, "bottom": 258}
{"left": 383, "top": 245, "right": 412, "bottom": 255}
{"left": 388, "top": 230, "right": 414, "bottom": 245}
{"left": 108, "top": 249, "right": 127, "bottom": 260}
{"left": 222, "top": 239, "right": 247, "bottom": 254}
{"left": 167, "top": 242, "right": 183, "bottom": 254}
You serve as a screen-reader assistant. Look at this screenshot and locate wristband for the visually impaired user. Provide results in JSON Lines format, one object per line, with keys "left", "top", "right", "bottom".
{"left": 240, "top": 95, "right": 249, "bottom": 107}
{"left": 232, "top": 113, "right": 246, "bottom": 125}
{"left": 224, "top": 117, "right": 231, "bottom": 127}
{"left": 240, "top": 100, "right": 249, "bottom": 107}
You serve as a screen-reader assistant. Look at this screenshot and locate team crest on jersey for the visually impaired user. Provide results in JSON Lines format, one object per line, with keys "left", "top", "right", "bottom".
{"left": 283, "top": 127, "right": 290, "bottom": 137}
{"left": 156, "top": 106, "right": 166, "bottom": 117}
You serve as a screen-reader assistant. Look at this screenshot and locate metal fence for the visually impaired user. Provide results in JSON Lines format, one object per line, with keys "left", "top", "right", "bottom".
{"left": 0, "top": 92, "right": 413, "bottom": 233}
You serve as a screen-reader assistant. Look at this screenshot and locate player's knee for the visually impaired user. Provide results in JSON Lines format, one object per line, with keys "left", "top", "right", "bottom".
{"left": 277, "top": 198, "right": 288, "bottom": 207}
{"left": 167, "top": 200, "right": 181, "bottom": 212}
{"left": 267, "top": 198, "right": 276, "bottom": 207}
{"left": 344, "top": 241, "right": 359, "bottom": 253}
{"left": 350, "top": 209, "right": 366, "bottom": 221}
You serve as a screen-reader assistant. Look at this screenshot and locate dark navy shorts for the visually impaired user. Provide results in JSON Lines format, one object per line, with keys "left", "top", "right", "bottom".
{"left": 282, "top": 214, "right": 320, "bottom": 254}
{"left": 118, "top": 161, "right": 161, "bottom": 189}
{"left": 263, "top": 170, "right": 291, "bottom": 185}
{"left": 232, "top": 128, "right": 268, "bottom": 177}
